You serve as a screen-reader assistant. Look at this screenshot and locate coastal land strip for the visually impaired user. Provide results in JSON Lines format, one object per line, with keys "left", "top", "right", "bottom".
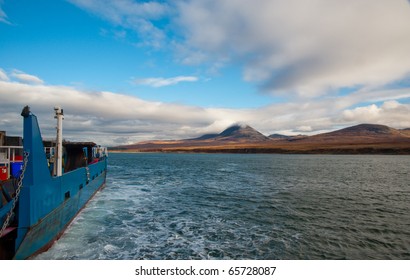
{"left": 109, "top": 124, "right": 410, "bottom": 155}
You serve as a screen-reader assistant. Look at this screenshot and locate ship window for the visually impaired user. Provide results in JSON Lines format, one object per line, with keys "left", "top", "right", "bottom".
{"left": 64, "top": 191, "right": 70, "bottom": 200}
{"left": 79, "top": 184, "right": 83, "bottom": 190}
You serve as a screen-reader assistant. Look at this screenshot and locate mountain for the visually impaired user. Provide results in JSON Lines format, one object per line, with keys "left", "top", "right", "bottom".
{"left": 269, "top": 133, "right": 308, "bottom": 141}
{"left": 400, "top": 128, "right": 410, "bottom": 137}
{"left": 117, "top": 124, "right": 269, "bottom": 151}
{"left": 200, "top": 124, "right": 270, "bottom": 142}
{"left": 268, "top": 124, "right": 408, "bottom": 141}
{"left": 305, "top": 124, "right": 409, "bottom": 143}
{"left": 269, "top": 133, "right": 290, "bottom": 139}
{"left": 319, "top": 124, "right": 398, "bottom": 136}
{"left": 192, "top": 133, "right": 220, "bottom": 140}
{"left": 111, "top": 123, "right": 410, "bottom": 154}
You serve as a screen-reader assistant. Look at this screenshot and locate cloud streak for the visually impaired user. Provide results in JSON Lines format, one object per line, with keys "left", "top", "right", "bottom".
{"left": 11, "top": 70, "right": 44, "bottom": 84}
{"left": 0, "top": 68, "right": 9, "bottom": 81}
{"left": 68, "top": 0, "right": 169, "bottom": 48}
{"left": 0, "top": 0, "right": 10, "bottom": 24}
{"left": 133, "top": 76, "right": 199, "bottom": 87}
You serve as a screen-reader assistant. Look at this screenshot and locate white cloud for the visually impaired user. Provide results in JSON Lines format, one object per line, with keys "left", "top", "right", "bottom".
{"left": 0, "top": 68, "right": 9, "bottom": 81}
{"left": 11, "top": 70, "right": 44, "bottom": 84}
{"left": 176, "top": 0, "right": 410, "bottom": 96}
{"left": 133, "top": 76, "right": 199, "bottom": 87}
{"left": 343, "top": 104, "right": 381, "bottom": 123}
{"left": 68, "top": 0, "right": 410, "bottom": 98}
{"left": 297, "top": 126, "right": 313, "bottom": 132}
{"left": 0, "top": 78, "right": 212, "bottom": 145}
{"left": 342, "top": 101, "right": 410, "bottom": 128}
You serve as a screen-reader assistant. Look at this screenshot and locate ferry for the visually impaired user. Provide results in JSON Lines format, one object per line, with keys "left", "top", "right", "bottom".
{"left": 0, "top": 106, "right": 107, "bottom": 259}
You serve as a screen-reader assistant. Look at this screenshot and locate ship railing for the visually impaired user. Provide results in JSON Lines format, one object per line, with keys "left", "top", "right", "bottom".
{"left": 0, "top": 146, "right": 24, "bottom": 181}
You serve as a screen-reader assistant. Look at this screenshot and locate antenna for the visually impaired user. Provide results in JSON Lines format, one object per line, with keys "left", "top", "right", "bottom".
{"left": 54, "top": 106, "right": 64, "bottom": 176}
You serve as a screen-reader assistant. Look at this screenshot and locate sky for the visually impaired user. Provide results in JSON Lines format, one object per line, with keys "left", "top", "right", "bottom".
{"left": 1, "top": 0, "right": 410, "bottom": 146}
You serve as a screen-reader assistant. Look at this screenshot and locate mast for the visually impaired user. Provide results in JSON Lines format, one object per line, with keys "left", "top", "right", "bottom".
{"left": 54, "top": 107, "right": 64, "bottom": 176}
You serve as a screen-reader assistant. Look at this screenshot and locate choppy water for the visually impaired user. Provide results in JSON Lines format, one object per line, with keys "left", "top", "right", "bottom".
{"left": 36, "top": 153, "right": 410, "bottom": 260}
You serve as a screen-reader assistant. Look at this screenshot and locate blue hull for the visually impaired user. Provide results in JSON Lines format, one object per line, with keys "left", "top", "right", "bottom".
{"left": 14, "top": 161, "right": 107, "bottom": 259}
{"left": 0, "top": 107, "right": 108, "bottom": 259}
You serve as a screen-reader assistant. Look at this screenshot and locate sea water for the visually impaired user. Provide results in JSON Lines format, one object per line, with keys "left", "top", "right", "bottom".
{"left": 35, "top": 153, "right": 410, "bottom": 259}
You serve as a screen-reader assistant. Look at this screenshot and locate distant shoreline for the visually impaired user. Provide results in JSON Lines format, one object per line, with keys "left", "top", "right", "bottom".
{"left": 108, "top": 145, "right": 410, "bottom": 155}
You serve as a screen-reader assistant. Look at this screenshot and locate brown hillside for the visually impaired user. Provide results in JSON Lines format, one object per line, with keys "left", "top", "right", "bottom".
{"left": 112, "top": 123, "right": 410, "bottom": 154}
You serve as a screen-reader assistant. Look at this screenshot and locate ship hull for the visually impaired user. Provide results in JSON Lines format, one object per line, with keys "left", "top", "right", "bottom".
{"left": 14, "top": 159, "right": 107, "bottom": 259}
{"left": 1, "top": 108, "right": 108, "bottom": 259}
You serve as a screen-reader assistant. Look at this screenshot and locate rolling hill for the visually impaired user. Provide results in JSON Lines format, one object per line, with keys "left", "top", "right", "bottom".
{"left": 191, "top": 124, "right": 270, "bottom": 142}
{"left": 112, "top": 123, "right": 410, "bottom": 154}
{"left": 297, "top": 124, "right": 410, "bottom": 143}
